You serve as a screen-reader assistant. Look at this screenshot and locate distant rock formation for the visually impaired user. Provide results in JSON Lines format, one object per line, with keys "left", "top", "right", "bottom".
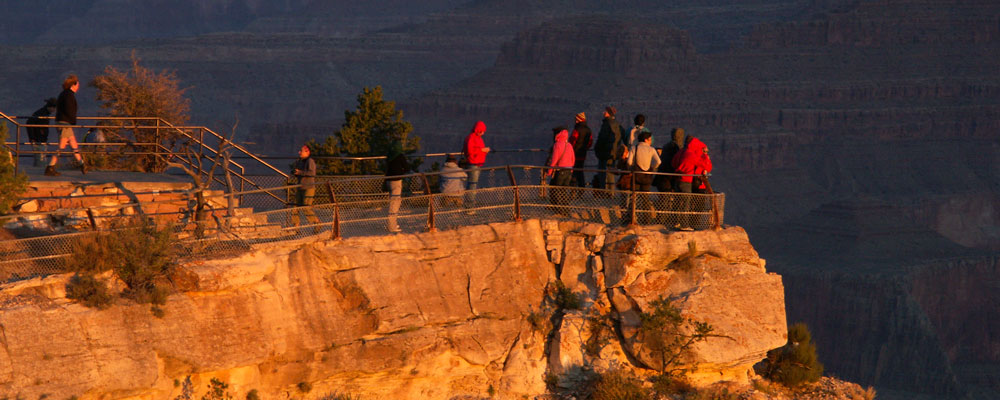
{"left": 0, "top": 221, "right": 786, "bottom": 399}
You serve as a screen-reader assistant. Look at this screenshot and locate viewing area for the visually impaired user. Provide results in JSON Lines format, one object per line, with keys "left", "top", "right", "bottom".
{"left": 1, "top": 111, "right": 725, "bottom": 282}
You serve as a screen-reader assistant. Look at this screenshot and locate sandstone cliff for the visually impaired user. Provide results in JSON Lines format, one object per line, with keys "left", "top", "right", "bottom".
{"left": 0, "top": 221, "right": 785, "bottom": 399}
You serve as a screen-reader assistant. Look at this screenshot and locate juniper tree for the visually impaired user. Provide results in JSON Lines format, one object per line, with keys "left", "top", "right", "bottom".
{"left": 309, "top": 86, "right": 420, "bottom": 175}
{"left": 757, "top": 322, "right": 824, "bottom": 387}
{"left": 0, "top": 123, "right": 29, "bottom": 214}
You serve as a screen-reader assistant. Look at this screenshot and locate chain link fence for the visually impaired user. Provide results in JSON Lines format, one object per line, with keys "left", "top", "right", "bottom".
{"left": 1, "top": 166, "right": 723, "bottom": 282}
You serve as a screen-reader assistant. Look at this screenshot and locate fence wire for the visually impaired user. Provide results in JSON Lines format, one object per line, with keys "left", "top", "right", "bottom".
{"left": 1, "top": 166, "right": 723, "bottom": 282}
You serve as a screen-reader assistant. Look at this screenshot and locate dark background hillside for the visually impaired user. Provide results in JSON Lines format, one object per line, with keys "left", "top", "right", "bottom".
{"left": 1, "top": 1, "right": 998, "bottom": 398}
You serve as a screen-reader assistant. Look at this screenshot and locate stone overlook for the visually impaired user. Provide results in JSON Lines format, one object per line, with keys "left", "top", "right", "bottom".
{"left": 0, "top": 221, "right": 785, "bottom": 399}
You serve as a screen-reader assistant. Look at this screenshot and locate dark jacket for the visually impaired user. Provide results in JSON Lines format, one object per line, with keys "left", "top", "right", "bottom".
{"left": 291, "top": 157, "right": 316, "bottom": 185}
{"left": 569, "top": 122, "right": 592, "bottom": 167}
{"left": 385, "top": 143, "right": 410, "bottom": 181}
{"left": 594, "top": 117, "right": 624, "bottom": 161}
{"left": 26, "top": 105, "right": 52, "bottom": 143}
{"left": 55, "top": 88, "right": 77, "bottom": 125}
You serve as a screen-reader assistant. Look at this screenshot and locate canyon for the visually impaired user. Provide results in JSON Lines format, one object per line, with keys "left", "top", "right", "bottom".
{"left": 1, "top": 0, "right": 998, "bottom": 397}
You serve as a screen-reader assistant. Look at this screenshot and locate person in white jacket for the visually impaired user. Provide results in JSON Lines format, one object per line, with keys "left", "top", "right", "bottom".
{"left": 439, "top": 155, "right": 467, "bottom": 206}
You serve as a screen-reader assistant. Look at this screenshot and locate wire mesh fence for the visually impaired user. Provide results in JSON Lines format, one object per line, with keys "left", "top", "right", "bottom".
{"left": 1, "top": 165, "right": 723, "bottom": 282}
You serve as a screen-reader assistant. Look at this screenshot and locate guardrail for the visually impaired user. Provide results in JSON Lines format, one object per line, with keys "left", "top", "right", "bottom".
{"left": 0, "top": 165, "right": 722, "bottom": 282}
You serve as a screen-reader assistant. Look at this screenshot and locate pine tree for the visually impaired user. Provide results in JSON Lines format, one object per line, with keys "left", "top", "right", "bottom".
{"left": 309, "top": 86, "right": 420, "bottom": 175}
{"left": 758, "top": 322, "right": 824, "bottom": 387}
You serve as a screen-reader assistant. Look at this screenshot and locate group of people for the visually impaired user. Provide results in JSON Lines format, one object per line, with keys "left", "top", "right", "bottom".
{"left": 286, "top": 109, "right": 714, "bottom": 232}
{"left": 26, "top": 74, "right": 87, "bottom": 176}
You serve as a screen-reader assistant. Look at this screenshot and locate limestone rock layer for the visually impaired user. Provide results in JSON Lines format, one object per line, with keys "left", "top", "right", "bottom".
{"left": 0, "top": 221, "right": 785, "bottom": 399}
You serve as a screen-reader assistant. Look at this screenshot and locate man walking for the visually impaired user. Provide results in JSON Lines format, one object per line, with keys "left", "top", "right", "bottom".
{"left": 45, "top": 75, "right": 85, "bottom": 176}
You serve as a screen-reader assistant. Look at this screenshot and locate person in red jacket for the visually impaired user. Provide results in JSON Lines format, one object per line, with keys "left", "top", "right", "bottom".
{"left": 462, "top": 121, "right": 490, "bottom": 209}
{"left": 671, "top": 137, "right": 713, "bottom": 229}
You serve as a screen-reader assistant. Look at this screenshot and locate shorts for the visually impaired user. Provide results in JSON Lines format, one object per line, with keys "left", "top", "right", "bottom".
{"left": 57, "top": 122, "right": 75, "bottom": 141}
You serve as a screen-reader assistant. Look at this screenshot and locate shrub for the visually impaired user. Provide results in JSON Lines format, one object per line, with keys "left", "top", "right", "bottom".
{"left": 319, "top": 393, "right": 361, "bottom": 400}
{"left": 297, "top": 382, "right": 312, "bottom": 393}
{"left": 756, "top": 322, "right": 824, "bottom": 388}
{"left": 67, "top": 219, "right": 176, "bottom": 303}
{"left": 65, "top": 274, "right": 114, "bottom": 309}
{"left": 244, "top": 389, "right": 259, "bottom": 400}
{"left": 588, "top": 368, "right": 648, "bottom": 400}
{"left": 201, "top": 378, "right": 232, "bottom": 400}
{"left": 584, "top": 311, "right": 612, "bottom": 357}
{"left": 0, "top": 123, "right": 29, "bottom": 215}
{"left": 550, "top": 280, "right": 582, "bottom": 310}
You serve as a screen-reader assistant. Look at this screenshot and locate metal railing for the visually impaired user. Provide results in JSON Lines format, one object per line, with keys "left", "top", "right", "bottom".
{"left": 0, "top": 111, "right": 288, "bottom": 204}
{"left": 0, "top": 165, "right": 722, "bottom": 282}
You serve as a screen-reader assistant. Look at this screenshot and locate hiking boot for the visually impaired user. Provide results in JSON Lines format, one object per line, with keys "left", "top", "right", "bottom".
{"left": 44, "top": 165, "right": 60, "bottom": 176}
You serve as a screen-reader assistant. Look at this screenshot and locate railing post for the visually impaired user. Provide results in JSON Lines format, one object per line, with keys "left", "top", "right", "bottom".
{"left": 14, "top": 123, "right": 20, "bottom": 175}
{"left": 326, "top": 182, "right": 340, "bottom": 240}
{"left": 86, "top": 208, "right": 98, "bottom": 231}
{"left": 155, "top": 119, "right": 160, "bottom": 159}
{"left": 421, "top": 174, "right": 436, "bottom": 232}
{"left": 628, "top": 173, "right": 637, "bottom": 227}
{"left": 506, "top": 165, "right": 521, "bottom": 222}
{"left": 701, "top": 174, "right": 720, "bottom": 230}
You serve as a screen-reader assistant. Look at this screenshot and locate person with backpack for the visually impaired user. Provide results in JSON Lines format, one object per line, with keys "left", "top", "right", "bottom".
{"left": 26, "top": 98, "right": 56, "bottom": 167}
{"left": 568, "top": 112, "right": 592, "bottom": 188}
{"left": 626, "top": 113, "right": 649, "bottom": 149}
{"left": 545, "top": 126, "right": 575, "bottom": 207}
{"left": 654, "top": 128, "right": 686, "bottom": 192}
{"left": 624, "top": 130, "right": 660, "bottom": 224}
{"left": 592, "top": 106, "right": 625, "bottom": 191}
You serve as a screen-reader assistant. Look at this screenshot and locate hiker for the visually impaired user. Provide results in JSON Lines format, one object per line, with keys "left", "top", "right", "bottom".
{"left": 385, "top": 140, "right": 410, "bottom": 232}
{"left": 654, "top": 128, "right": 686, "bottom": 192}
{"left": 26, "top": 98, "right": 56, "bottom": 167}
{"left": 545, "top": 126, "right": 575, "bottom": 206}
{"left": 46, "top": 75, "right": 85, "bottom": 176}
{"left": 671, "top": 136, "right": 713, "bottom": 230}
{"left": 290, "top": 145, "right": 320, "bottom": 229}
{"left": 625, "top": 130, "right": 661, "bottom": 224}
{"left": 569, "top": 112, "right": 592, "bottom": 188}
{"left": 439, "top": 154, "right": 466, "bottom": 207}
{"left": 461, "top": 120, "right": 490, "bottom": 209}
{"left": 592, "top": 106, "right": 625, "bottom": 191}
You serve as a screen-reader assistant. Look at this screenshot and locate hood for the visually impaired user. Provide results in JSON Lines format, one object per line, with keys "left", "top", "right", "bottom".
{"left": 554, "top": 129, "right": 569, "bottom": 142}
{"left": 672, "top": 128, "right": 686, "bottom": 147}
{"left": 686, "top": 137, "right": 707, "bottom": 154}
{"left": 471, "top": 121, "right": 486, "bottom": 135}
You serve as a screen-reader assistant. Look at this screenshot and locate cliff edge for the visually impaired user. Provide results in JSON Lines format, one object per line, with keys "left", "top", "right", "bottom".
{"left": 0, "top": 221, "right": 786, "bottom": 399}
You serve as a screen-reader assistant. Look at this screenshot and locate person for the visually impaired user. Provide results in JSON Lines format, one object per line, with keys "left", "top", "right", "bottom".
{"left": 385, "top": 140, "right": 410, "bottom": 232}
{"left": 46, "top": 75, "right": 85, "bottom": 176}
{"left": 671, "top": 136, "right": 713, "bottom": 230}
{"left": 290, "top": 145, "right": 320, "bottom": 229}
{"left": 592, "top": 106, "right": 625, "bottom": 191}
{"left": 462, "top": 120, "right": 490, "bottom": 209}
{"left": 626, "top": 114, "right": 649, "bottom": 150}
{"left": 654, "top": 128, "right": 686, "bottom": 192}
{"left": 625, "top": 131, "right": 661, "bottom": 224}
{"left": 545, "top": 126, "right": 575, "bottom": 207}
{"left": 438, "top": 154, "right": 466, "bottom": 207}
{"left": 26, "top": 98, "right": 56, "bottom": 167}
{"left": 568, "top": 112, "right": 592, "bottom": 188}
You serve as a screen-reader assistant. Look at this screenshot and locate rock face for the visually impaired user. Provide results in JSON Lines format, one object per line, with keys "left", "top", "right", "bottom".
{"left": 0, "top": 221, "right": 785, "bottom": 399}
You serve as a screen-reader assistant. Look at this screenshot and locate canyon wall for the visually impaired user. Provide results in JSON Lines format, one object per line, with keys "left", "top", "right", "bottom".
{"left": 0, "top": 221, "right": 785, "bottom": 399}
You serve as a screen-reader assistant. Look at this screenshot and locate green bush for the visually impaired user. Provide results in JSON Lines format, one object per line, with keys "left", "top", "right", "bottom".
{"left": 244, "top": 389, "right": 259, "bottom": 400}
{"left": 550, "top": 280, "right": 582, "bottom": 310}
{"left": 637, "top": 297, "right": 713, "bottom": 375}
{"left": 756, "top": 322, "right": 824, "bottom": 388}
{"left": 0, "top": 123, "right": 30, "bottom": 215}
{"left": 65, "top": 274, "right": 114, "bottom": 309}
{"left": 65, "top": 219, "right": 177, "bottom": 306}
{"left": 297, "top": 382, "right": 312, "bottom": 393}
{"left": 201, "top": 378, "right": 232, "bottom": 400}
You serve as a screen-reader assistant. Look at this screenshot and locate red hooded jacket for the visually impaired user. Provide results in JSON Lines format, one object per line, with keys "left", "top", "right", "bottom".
{"left": 671, "top": 137, "right": 712, "bottom": 187}
{"left": 463, "top": 121, "right": 488, "bottom": 166}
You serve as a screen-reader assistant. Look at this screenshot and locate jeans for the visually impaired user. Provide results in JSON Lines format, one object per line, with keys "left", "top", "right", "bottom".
{"left": 388, "top": 179, "right": 402, "bottom": 230}
{"left": 465, "top": 165, "right": 480, "bottom": 207}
